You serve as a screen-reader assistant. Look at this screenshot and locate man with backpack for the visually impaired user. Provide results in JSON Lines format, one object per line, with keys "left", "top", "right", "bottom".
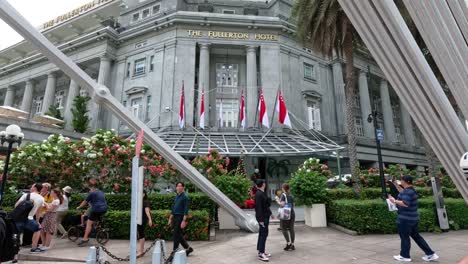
{"left": 12, "top": 183, "right": 45, "bottom": 254}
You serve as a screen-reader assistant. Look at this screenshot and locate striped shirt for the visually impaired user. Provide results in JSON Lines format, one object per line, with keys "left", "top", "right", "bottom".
{"left": 397, "top": 187, "right": 419, "bottom": 222}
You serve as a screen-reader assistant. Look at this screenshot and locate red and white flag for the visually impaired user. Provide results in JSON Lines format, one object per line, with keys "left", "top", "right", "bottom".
{"left": 179, "top": 82, "right": 185, "bottom": 129}
{"left": 199, "top": 86, "right": 205, "bottom": 129}
{"left": 239, "top": 90, "right": 246, "bottom": 129}
{"left": 258, "top": 89, "right": 269, "bottom": 128}
{"left": 276, "top": 90, "right": 292, "bottom": 128}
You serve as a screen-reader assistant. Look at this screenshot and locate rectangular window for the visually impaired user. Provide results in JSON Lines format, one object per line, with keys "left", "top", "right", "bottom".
{"left": 304, "top": 63, "right": 315, "bottom": 80}
{"left": 126, "top": 62, "right": 131, "bottom": 77}
{"left": 216, "top": 99, "right": 239, "bottom": 128}
{"left": 131, "top": 97, "right": 143, "bottom": 120}
{"left": 55, "top": 90, "right": 66, "bottom": 109}
{"left": 34, "top": 96, "right": 44, "bottom": 114}
{"left": 133, "top": 58, "right": 146, "bottom": 76}
{"left": 222, "top": 9, "right": 235, "bottom": 14}
{"left": 307, "top": 101, "right": 321, "bottom": 130}
{"left": 142, "top": 8, "right": 150, "bottom": 19}
{"left": 355, "top": 118, "right": 364, "bottom": 137}
{"left": 146, "top": 95, "right": 152, "bottom": 121}
{"left": 149, "top": 55, "right": 154, "bottom": 72}
{"left": 79, "top": 89, "right": 88, "bottom": 97}
{"left": 152, "top": 4, "right": 160, "bottom": 15}
{"left": 132, "top": 12, "right": 140, "bottom": 22}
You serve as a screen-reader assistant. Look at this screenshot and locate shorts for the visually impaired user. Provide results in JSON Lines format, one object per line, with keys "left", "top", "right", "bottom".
{"left": 137, "top": 224, "right": 146, "bottom": 240}
{"left": 16, "top": 219, "right": 41, "bottom": 233}
{"left": 88, "top": 211, "right": 106, "bottom": 222}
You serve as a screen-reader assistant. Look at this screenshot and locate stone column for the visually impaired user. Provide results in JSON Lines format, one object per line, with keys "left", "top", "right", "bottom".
{"left": 3, "top": 86, "right": 15, "bottom": 107}
{"left": 400, "top": 102, "right": 415, "bottom": 146}
{"left": 358, "top": 71, "right": 374, "bottom": 138}
{"left": 198, "top": 43, "right": 210, "bottom": 128}
{"left": 20, "top": 80, "right": 35, "bottom": 112}
{"left": 379, "top": 79, "right": 396, "bottom": 143}
{"left": 41, "top": 72, "right": 57, "bottom": 114}
{"left": 90, "top": 56, "right": 112, "bottom": 130}
{"left": 246, "top": 45, "right": 258, "bottom": 128}
{"left": 63, "top": 79, "right": 80, "bottom": 130}
{"left": 332, "top": 60, "right": 346, "bottom": 134}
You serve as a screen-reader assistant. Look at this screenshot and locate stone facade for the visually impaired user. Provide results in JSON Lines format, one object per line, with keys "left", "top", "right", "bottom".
{"left": 0, "top": 0, "right": 433, "bottom": 176}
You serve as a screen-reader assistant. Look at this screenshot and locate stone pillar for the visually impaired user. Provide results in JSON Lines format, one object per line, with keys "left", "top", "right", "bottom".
{"left": 3, "top": 86, "right": 15, "bottom": 107}
{"left": 246, "top": 45, "right": 258, "bottom": 128}
{"left": 379, "top": 79, "right": 396, "bottom": 143}
{"left": 332, "top": 60, "right": 346, "bottom": 134}
{"left": 41, "top": 72, "right": 57, "bottom": 114}
{"left": 198, "top": 43, "right": 210, "bottom": 128}
{"left": 63, "top": 79, "right": 80, "bottom": 130}
{"left": 20, "top": 80, "right": 35, "bottom": 112}
{"left": 90, "top": 56, "right": 112, "bottom": 130}
{"left": 400, "top": 102, "right": 415, "bottom": 146}
{"left": 358, "top": 71, "right": 374, "bottom": 138}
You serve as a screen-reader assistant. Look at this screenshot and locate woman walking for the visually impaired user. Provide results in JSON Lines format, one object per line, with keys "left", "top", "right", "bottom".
{"left": 41, "top": 189, "right": 63, "bottom": 250}
{"left": 137, "top": 191, "right": 153, "bottom": 257}
{"left": 280, "top": 183, "right": 295, "bottom": 251}
{"left": 56, "top": 186, "right": 72, "bottom": 238}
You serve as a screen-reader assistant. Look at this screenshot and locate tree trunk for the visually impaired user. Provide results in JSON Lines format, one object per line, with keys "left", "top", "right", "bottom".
{"left": 343, "top": 24, "right": 362, "bottom": 194}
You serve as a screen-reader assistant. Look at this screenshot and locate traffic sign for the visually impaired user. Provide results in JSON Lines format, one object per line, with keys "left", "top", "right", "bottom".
{"left": 377, "top": 129, "right": 384, "bottom": 141}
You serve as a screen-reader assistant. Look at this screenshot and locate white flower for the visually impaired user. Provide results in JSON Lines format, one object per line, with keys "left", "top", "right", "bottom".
{"left": 298, "top": 168, "right": 302, "bottom": 172}
{"left": 76, "top": 162, "right": 81, "bottom": 167}
{"left": 87, "top": 153, "right": 97, "bottom": 159}
{"left": 45, "top": 152, "right": 53, "bottom": 157}
{"left": 307, "top": 169, "right": 311, "bottom": 173}
{"left": 141, "top": 149, "right": 146, "bottom": 154}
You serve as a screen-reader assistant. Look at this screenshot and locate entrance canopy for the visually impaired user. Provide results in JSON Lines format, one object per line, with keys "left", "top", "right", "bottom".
{"left": 157, "top": 131, "right": 344, "bottom": 156}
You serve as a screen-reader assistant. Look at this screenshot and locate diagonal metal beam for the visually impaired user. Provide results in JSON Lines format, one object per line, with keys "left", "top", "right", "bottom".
{"left": 0, "top": 0, "right": 258, "bottom": 232}
{"left": 338, "top": 0, "right": 468, "bottom": 203}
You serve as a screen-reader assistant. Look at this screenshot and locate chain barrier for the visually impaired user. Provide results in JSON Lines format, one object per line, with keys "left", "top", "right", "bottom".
{"left": 96, "top": 239, "right": 168, "bottom": 263}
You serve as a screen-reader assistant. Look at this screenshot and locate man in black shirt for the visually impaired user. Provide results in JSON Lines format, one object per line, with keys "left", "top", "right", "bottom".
{"left": 255, "top": 179, "right": 272, "bottom": 262}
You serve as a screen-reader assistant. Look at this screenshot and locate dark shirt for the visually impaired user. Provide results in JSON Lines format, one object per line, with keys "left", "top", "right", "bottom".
{"left": 397, "top": 187, "right": 419, "bottom": 222}
{"left": 142, "top": 199, "right": 150, "bottom": 224}
{"left": 255, "top": 189, "right": 272, "bottom": 222}
{"left": 85, "top": 190, "right": 108, "bottom": 213}
{"left": 172, "top": 192, "right": 189, "bottom": 216}
{"left": 280, "top": 192, "right": 295, "bottom": 212}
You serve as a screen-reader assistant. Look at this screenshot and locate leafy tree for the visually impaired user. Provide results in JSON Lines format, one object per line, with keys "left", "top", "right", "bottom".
{"left": 292, "top": 0, "right": 362, "bottom": 193}
{"left": 72, "top": 95, "right": 90, "bottom": 133}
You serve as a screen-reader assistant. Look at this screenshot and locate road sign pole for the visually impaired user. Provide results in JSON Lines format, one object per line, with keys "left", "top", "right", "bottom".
{"left": 372, "top": 111, "right": 388, "bottom": 200}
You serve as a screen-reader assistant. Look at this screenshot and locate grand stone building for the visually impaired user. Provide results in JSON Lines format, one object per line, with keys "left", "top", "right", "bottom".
{"left": 0, "top": 0, "right": 444, "bottom": 190}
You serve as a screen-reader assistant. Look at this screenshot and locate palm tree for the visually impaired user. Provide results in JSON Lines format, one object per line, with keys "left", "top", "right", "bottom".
{"left": 292, "top": 0, "right": 362, "bottom": 193}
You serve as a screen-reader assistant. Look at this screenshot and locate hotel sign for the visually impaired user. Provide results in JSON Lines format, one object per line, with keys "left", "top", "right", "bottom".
{"left": 187, "top": 30, "right": 278, "bottom": 41}
{"left": 41, "top": 0, "right": 114, "bottom": 30}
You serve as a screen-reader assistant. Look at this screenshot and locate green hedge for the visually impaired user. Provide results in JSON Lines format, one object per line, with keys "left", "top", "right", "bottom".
{"left": 2, "top": 193, "right": 216, "bottom": 219}
{"left": 326, "top": 187, "right": 462, "bottom": 200}
{"left": 327, "top": 199, "right": 436, "bottom": 234}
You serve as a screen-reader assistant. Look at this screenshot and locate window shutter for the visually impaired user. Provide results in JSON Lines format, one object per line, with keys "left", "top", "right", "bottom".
{"left": 314, "top": 107, "right": 321, "bottom": 131}
{"left": 308, "top": 106, "right": 314, "bottom": 129}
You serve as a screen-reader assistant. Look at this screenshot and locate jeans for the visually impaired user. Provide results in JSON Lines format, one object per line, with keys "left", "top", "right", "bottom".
{"left": 15, "top": 219, "right": 40, "bottom": 233}
{"left": 398, "top": 220, "right": 434, "bottom": 258}
{"left": 281, "top": 211, "right": 295, "bottom": 243}
{"left": 257, "top": 218, "right": 269, "bottom": 254}
{"left": 172, "top": 214, "right": 189, "bottom": 251}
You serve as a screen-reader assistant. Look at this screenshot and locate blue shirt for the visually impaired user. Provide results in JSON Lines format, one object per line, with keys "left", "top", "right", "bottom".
{"left": 397, "top": 187, "right": 419, "bottom": 222}
{"left": 172, "top": 192, "right": 189, "bottom": 216}
{"left": 85, "top": 190, "right": 108, "bottom": 213}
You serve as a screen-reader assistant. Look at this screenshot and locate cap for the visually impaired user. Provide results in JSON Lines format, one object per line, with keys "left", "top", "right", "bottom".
{"left": 401, "top": 175, "right": 413, "bottom": 185}
{"left": 62, "top": 186, "right": 73, "bottom": 193}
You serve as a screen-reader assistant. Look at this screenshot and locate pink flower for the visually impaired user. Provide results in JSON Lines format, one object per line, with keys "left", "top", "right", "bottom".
{"left": 208, "top": 155, "right": 213, "bottom": 161}
{"left": 148, "top": 165, "right": 158, "bottom": 175}
{"left": 114, "top": 183, "right": 119, "bottom": 191}
{"left": 208, "top": 148, "right": 213, "bottom": 153}
{"left": 225, "top": 157, "right": 230, "bottom": 166}
{"left": 218, "top": 164, "right": 224, "bottom": 170}
{"left": 207, "top": 167, "right": 212, "bottom": 174}
{"left": 104, "top": 148, "right": 111, "bottom": 155}
{"left": 89, "top": 179, "right": 97, "bottom": 185}
{"left": 113, "top": 144, "right": 120, "bottom": 149}
{"left": 101, "top": 168, "right": 107, "bottom": 176}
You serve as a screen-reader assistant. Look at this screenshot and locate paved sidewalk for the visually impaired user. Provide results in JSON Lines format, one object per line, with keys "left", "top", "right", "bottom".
{"left": 16, "top": 225, "right": 468, "bottom": 264}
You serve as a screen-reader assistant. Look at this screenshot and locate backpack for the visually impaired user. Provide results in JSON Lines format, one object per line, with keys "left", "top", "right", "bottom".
{"left": 0, "top": 210, "right": 20, "bottom": 262}
{"left": 8, "top": 193, "right": 34, "bottom": 222}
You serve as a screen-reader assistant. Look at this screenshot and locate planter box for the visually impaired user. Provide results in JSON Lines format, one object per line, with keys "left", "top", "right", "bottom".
{"left": 218, "top": 207, "right": 239, "bottom": 230}
{"left": 304, "top": 204, "right": 327, "bottom": 227}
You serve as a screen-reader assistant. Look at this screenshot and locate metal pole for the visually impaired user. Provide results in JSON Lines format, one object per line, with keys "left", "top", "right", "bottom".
{"left": 372, "top": 111, "right": 387, "bottom": 200}
{"left": 129, "top": 156, "right": 139, "bottom": 264}
{"left": 336, "top": 150, "right": 342, "bottom": 181}
{"left": 0, "top": 142, "right": 14, "bottom": 207}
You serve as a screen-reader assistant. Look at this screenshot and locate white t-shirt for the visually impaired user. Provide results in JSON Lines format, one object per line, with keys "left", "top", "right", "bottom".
{"left": 18, "top": 192, "right": 44, "bottom": 220}
{"left": 48, "top": 199, "right": 60, "bottom": 212}
{"left": 57, "top": 195, "right": 69, "bottom": 212}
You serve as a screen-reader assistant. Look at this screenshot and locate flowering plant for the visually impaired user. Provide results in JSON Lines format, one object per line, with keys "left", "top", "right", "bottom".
{"left": 289, "top": 158, "right": 328, "bottom": 206}
{"left": 191, "top": 149, "right": 228, "bottom": 182}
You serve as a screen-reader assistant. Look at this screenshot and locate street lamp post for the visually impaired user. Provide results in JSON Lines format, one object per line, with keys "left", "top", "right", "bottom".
{"left": 0, "top": 125, "right": 24, "bottom": 207}
{"left": 367, "top": 112, "right": 387, "bottom": 200}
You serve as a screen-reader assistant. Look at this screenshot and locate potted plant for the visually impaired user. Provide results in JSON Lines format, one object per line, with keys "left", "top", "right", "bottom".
{"left": 214, "top": 173, "right": 251, "bottom": 229}
{"left": 289, "top": 158, "right": 329, "bottom": 227}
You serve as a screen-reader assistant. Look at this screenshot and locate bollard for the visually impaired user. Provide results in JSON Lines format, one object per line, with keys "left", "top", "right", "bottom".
{"left": 86, "top": 246, "right": 97, "bottom": 264}
{"left": 172, "top": 250, "right": 187, "bottom": 264}
{"left": 152, "top": 240, "right": 162, "bottom": 264}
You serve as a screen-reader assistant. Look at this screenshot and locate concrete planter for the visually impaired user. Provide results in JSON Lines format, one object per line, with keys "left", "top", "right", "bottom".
{"left": 304, "top": 204, "right": 327, "bottom": 227}
{"left": 218, "top": 208, "right": 256, "bottom": 230}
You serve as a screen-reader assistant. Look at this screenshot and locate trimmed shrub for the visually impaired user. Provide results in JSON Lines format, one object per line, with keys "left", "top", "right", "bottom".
{"left": 327, "top": 199, "right": 436, "bottom": 234}
{"left": 326, "top": 187, "right": 461, "bottom": 201}
{"left": 214, "top": 174, "right": 251, "bottom": 206}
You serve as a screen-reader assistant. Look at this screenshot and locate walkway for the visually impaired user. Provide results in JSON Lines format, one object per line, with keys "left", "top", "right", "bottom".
{"left": 16, "top": 225, "right": 468, "bottom": 264}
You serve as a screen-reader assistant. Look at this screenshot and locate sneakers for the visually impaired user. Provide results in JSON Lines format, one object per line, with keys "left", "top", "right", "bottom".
{"left": 290, "top": 244, "right": 295, "bottom": 251}
{"left": 30, "top": 247, "right": 46, "bottom": 254}
{"left": 258, "top": 253, "right": 269, "bottom": 262}
{"left": 422, "top": 254, "right": 439, "bottom": 262}
{"left": 186, "top": 247, "right": 194, "bottom": 256}
{"left": 284, "top": 244, "right": 291, "bottom": 251}
{"left": 393, "top": 255, "right": 412, "bottom": 262}
{"left": 77, "top": 239, "right": 89, "bottom": 247}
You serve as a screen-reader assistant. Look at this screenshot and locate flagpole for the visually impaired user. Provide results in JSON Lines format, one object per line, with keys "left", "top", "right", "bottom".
{"left": 270, "top": 87, "right": 280, "bottom": 129}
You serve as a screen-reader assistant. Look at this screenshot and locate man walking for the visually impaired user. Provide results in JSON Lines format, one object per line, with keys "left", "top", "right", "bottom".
{"left": 389, "top": 175, "right": 439, "bottom": 262}
{"left": 255, "top": 179, "right": 272, "bottom": 262}
{"left": 167, "top": 182, "right": 193, "bottom": 262}
{"left": 76, "top": 183, "right": 108, "bottom": 246}
{"left": 14, "top": 183, "right": 45, "bottom": 254}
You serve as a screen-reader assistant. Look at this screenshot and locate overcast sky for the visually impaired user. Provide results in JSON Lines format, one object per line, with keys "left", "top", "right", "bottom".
{"left": 0, "top": 0, "right": 90, "bottom": 50}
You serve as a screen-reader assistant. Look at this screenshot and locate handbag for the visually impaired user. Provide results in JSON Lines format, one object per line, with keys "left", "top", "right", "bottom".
{"left": 277, "top": 193, "right": 292, "bottom": 221}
